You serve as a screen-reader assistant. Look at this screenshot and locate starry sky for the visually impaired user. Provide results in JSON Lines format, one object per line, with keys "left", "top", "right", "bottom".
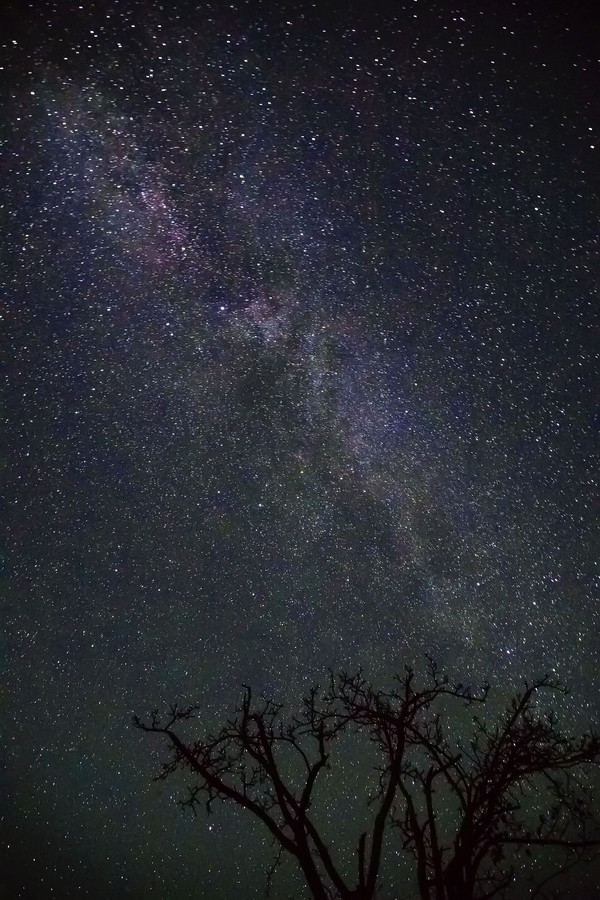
{"left": 2, "top": 1, "right": 599, "bottom": 897}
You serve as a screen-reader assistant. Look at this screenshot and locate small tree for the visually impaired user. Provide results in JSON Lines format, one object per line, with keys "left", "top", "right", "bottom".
{"left": 135, "top": 664, "right": 600, "bottom": 899}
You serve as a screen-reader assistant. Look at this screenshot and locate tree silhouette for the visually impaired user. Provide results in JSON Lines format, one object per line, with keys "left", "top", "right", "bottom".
{"left": 332, "top": 669, "right": 600, "bottom": 900}
{"left": 135, "top": 663, "right": 600, "bottom": 899}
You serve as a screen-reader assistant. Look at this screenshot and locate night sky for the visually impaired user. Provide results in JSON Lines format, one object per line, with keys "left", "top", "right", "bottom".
{"left": 3, "top": 1, "right": 599, "bottom": 897}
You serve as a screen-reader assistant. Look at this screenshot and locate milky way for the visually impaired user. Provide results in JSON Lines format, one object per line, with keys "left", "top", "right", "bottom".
{"left": 3, "top": 2, "right": 599, "bottom": 897}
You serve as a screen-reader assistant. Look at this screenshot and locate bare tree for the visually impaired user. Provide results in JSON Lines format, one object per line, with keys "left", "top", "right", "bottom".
{"left": 134, "top": 665, "right": 600, "bottom": 899}
{"left": 335, "top": 671, "right": 600, "bottom": 900}
{"left": 134, "top": 664, "right": 475, "bottom": 899}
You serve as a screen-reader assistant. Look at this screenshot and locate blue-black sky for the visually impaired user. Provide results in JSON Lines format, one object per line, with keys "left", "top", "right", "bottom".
{"left": 3, "top": 1, "right": 599, "bottom": 897}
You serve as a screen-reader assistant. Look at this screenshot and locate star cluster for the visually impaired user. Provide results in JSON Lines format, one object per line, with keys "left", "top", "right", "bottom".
{"left": 3, "top": 1, "right": 599, "bottom": 897}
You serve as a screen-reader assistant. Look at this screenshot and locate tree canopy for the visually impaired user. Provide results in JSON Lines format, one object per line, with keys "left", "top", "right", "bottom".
{"left": 135, "top": 662, "right": 600, "bottom": 899}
